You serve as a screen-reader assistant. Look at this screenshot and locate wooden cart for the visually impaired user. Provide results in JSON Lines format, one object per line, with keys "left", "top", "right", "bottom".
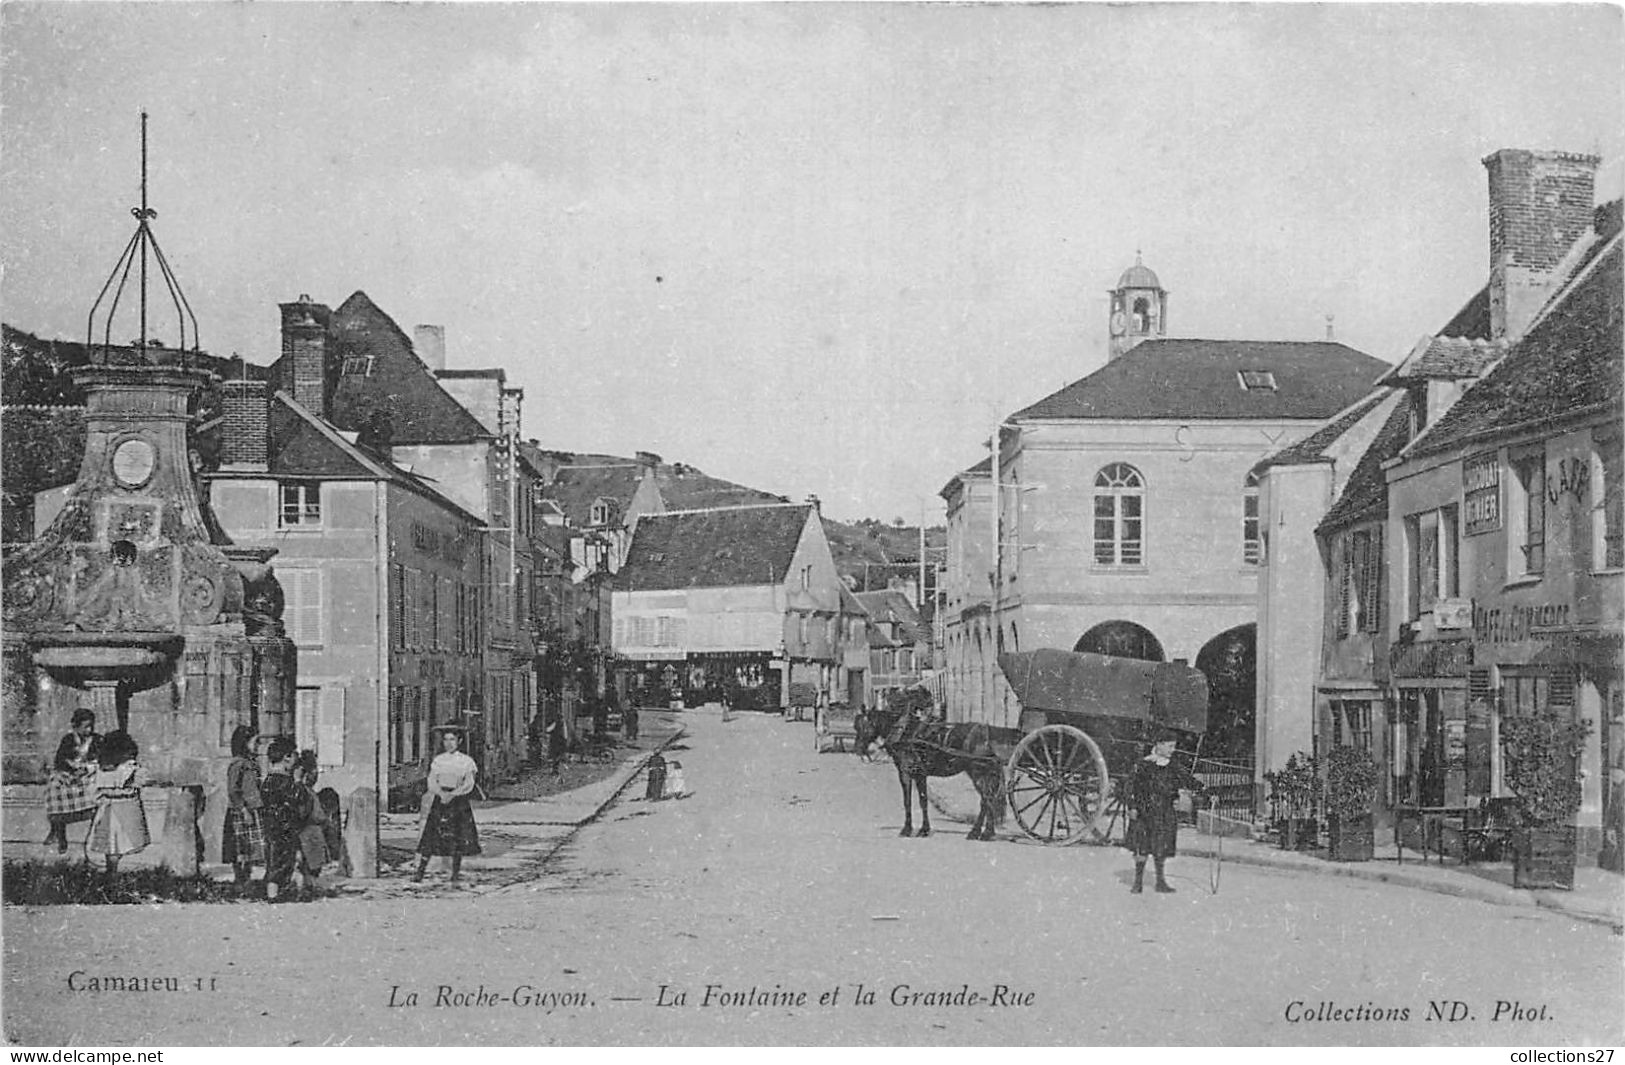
{"left": 993, "top": 649, "right": 1210, "bottom": 845}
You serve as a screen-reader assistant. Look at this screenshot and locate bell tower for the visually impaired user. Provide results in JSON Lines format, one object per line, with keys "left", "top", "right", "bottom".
{"left": 1108, "top": 251, "right": 1169, "bottom": 361}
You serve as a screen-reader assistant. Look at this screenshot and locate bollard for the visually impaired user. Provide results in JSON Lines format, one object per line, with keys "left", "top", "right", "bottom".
{"left": 159, "top": 787, "right": 200, "bottom": 877}
{"left": 345, "top": 787, "right": 378, "bottom": 878}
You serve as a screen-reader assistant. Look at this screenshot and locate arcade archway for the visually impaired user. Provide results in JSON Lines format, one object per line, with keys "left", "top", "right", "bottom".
{"left": 1195, "top": 623, "right": 1256, "bottom": 760}
{"left": 1073, "top": 620, "right": 1165, "bottom": 662}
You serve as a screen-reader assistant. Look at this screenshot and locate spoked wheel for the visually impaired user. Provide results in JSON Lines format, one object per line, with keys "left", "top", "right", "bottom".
{"left": 1005, "top": 724, "right": 1110, "bottom": 845}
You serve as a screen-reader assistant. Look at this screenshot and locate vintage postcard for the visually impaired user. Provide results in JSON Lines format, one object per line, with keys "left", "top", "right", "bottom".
{"left": 2, "top": 2, "right": 1621, "bottom": 1050}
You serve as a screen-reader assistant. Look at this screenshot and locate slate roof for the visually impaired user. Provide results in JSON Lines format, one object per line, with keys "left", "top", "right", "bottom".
{"left": 1317, "top": 399, "right": 1414, "bottom": 533}
{"left": 1257, "top": 392, "right": 1390, "bottom": 470}
{"left": 1437, "top": 288, "right": 1493, "bottom": 342}
{"left": 620, "top": 504, "right": 812, "bottom": 591}
{"left": 258, "top": 393, "right": 481, "bottom": 523}
{"left": 326, "top": 292, "right": 491, "bottom": 446}
{"left": 854, "top": 589, "right": 929, "bottom": 644}
{"left": 543, "top": 458, "right": 647, "bottom": 528}
{"left": 1407, "top": 239, "right": 1622, "bottom": 460}
{"left": 1011, "top": 340, "right": 1388, "bottom": 422}
{"left": 1377, "top": 336, "right": 1507, "bottom": 385}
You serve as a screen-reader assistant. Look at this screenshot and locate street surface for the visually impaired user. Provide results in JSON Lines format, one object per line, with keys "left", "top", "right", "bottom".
{"left": 4, "top": 711, "right": 1621, "bottom": 1046}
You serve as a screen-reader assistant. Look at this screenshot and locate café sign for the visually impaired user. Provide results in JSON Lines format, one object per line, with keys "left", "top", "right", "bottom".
{"left": 1463, "top": 452, "right": 1501, "bottom": 535}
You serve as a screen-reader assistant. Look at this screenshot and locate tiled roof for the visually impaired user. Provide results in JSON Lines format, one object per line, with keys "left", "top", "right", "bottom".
{"left": 256, "top": 393, "right": 481, "bottom": 524}
{"left": 1257, "top": 392, "right": 1389, "bottom": 469}
{"left": 1407, "top": 239, "right": 1622, "bottom": 459}
{"left": 1317, "top": 400, "right": 1413, "bottom": 533}
{"left": 854, "top": 589, "right": 929, "bottom": 643}
{"left": 1011, "top": 340, "right": 1388, "bottom": 422}
{"left": 839, "top": 584, "right": 869, "bottom": 617}
{"left": 1377, "top": 335, "right": 1507, "bottom": 385}
{"left": 543, "top": 459, "right": 647, "bottom": 528}
{"left": 327, "top": 292, "right": 491, "bottom": 446}
{"left": 268, "top": 396, "right": 378, "bottom": 479}
{"left": 1437, "top": 287, "right": 1492, "bottom": 341}
{"left": 620, "top": 504, "right": 812, "bottom": 591}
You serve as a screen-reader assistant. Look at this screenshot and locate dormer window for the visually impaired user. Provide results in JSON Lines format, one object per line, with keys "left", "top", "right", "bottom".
{"left": 590, "top": 498, "right": 613, "bottom": 526}
{"left": 1237, "top": 370, "right": 1277, "bottom": 392}
{"left": 341, "top": 355, "right": 374, "bottom": 376}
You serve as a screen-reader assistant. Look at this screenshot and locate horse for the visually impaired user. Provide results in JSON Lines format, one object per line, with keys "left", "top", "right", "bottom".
{"left": 857, "top": 706, "right": 1006, "bottom": 841}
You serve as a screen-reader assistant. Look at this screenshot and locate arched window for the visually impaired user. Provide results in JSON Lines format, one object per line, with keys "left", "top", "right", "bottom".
{"left": 1132, "top": 296, "right": 1150, "bottom": 332}
{"left": 1093, "top": 463, "right": 1144, "bottom": 566}
{"left": 1243, "top": 470, "right": 1261, "bottom": 564}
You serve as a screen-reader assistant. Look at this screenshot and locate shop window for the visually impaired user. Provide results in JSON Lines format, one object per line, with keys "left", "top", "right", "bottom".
{"left": 1242, "top": 471, "right": 1261, "bottom": 564}
{"left": 1093, "top": 463, "right": 1145, "bottom": 566}
{"left": 1509, "top": 451, "right": 1546, "bottom": 577}
{"left": 279, "top": 482, "right": 321, "bottom": 528}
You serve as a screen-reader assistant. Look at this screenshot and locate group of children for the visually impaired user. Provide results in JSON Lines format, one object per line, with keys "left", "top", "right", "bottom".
{"left": 41, "top": 713, "right": 342, "bottom": 899}
{"left": 224, "top": 725, "right": 345, "bottom": 901}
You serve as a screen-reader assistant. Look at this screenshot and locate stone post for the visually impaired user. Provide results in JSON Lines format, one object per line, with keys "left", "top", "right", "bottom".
{"left": 159, "top": 786, "right": 201, "bottom": 876}
{"left": 345, "top": 787, "right": 378, "bottom": 878}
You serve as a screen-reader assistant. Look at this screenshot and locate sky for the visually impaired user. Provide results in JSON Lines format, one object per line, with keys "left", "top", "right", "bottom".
{"left": 2, "top": 3, "right": 1621, "bottom": 524}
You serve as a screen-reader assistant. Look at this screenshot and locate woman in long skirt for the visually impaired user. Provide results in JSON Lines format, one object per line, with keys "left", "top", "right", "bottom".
{"left": 414, "top": 724, "right": 480, "bottom": 882}
{"left": 44, "top": 709, "right": 101, "bottom": 853}
{"left": 87, "top": 730, "right": 149, "bottom": 887}
{"left": 221, "top": 725, "right": 266, "bottom": 886}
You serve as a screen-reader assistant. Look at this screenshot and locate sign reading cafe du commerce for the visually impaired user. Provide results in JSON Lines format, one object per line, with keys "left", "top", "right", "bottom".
{"left": 1463, "top": 452, "right": 1501, "bottom": 536}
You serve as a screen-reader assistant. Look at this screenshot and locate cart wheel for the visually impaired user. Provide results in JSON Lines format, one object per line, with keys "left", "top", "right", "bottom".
{"left": 1006, "top": 724, "right": 1110, "bottom": 845}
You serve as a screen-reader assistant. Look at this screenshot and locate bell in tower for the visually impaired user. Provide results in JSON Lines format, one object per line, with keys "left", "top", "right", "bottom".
{"left": 1107, "top": 251, "right": 1169, "bottom": 361}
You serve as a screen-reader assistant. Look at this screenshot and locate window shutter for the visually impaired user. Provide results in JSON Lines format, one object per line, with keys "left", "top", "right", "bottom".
{"left": 1365, "top": 526, "right": 1383, "bottom": 633}
{"left": 390, "top": 564, "right": 406, "bottom": 650}
{"left": 1467, "top": 667, "right": 1494, "bottom": 702}
{"left": 1549, "top": 666, "right": 1576, "bottom": 708}
{"left": 283, "top": 569, "right": 323, "bottom": 646}
{"left": 1336, "top": 538, "right": 1351, "bottom": 637}
{"left": 317, "top": 687, "right": 346, "bottom": 767}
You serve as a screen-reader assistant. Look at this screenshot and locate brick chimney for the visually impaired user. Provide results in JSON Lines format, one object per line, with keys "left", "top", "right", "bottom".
{"left": 414, "top": 324, "right": 446, "bottom": 372}
{"left": 220, "top": 380, "right": 269, "bottom": 469}
{"left": 278, "top": 295, "right": 331, "bottom": 419}
{"left": 1483, "top": 149, "right": 1600, "bottom": 341}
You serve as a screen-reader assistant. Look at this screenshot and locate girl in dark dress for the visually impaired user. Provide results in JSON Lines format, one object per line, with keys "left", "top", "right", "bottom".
{"left": 1123, "top": 730, "right": 1206, "bottom": 894}
{"left": 222, "top": 725, "right": 265, "bottom": 886}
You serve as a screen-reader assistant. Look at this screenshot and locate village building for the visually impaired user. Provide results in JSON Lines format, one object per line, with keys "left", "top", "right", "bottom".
{"left": 613, "top": 502, "right": 856, "bottom": 711}
{"left": 940, "top": 258, "right": 1388, "bottom": 755}
{"left": 855, "top": 586, "right": 931, "bottom": 708}
{"left": 1384, "top": 181, "right": 1620, "bottom": 863}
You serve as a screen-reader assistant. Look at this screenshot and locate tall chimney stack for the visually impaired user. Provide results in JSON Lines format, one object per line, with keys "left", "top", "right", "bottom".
{"left": 278, "top": 295, "right": 331, "bottom": 419}
{"left": 1483, "top": 149, "right": 1600, "bottom": 341}
{"left": 219, "top": 380, "right": 269, "bottom": 469}
{"left": 414, "top": 324, "right": 446, "bottom": 372}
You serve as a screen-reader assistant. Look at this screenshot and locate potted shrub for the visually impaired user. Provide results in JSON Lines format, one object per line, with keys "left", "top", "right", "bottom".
{"left": 1322, "top": 745, "right": 1379, "bottom": 861}
{"left": 1500, "top": 707, "right": 1591, "bottom": 890}
{"left": 1265, "top": 751, "right": 1319, "bottom": 850}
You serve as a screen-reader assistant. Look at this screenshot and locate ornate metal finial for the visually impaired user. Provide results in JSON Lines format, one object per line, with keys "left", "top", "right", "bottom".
{"left": 86, "top": 111, "right": 200, "bottom": 365}
{"left": 1135, "top": 248, "right": 1143, "bottom": 265}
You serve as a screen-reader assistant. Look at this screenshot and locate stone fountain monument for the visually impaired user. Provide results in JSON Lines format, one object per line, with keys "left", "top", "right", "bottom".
{"left": 1, "top": 116, "right": 296, "bottom": 869}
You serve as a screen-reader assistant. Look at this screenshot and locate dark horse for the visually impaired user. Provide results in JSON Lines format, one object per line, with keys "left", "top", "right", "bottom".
{"left": 856, "top": 706, "right": 1006, "bottom": 841}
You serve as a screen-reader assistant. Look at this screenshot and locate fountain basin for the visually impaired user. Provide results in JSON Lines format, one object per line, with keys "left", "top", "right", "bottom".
{"left": 31, "top": 632, "right": 184, "bottom": 682}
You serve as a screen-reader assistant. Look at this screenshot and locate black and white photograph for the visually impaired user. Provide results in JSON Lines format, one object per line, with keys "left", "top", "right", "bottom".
{"left": 1, "top": 1, "right": 1621, "bottom": 1049}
